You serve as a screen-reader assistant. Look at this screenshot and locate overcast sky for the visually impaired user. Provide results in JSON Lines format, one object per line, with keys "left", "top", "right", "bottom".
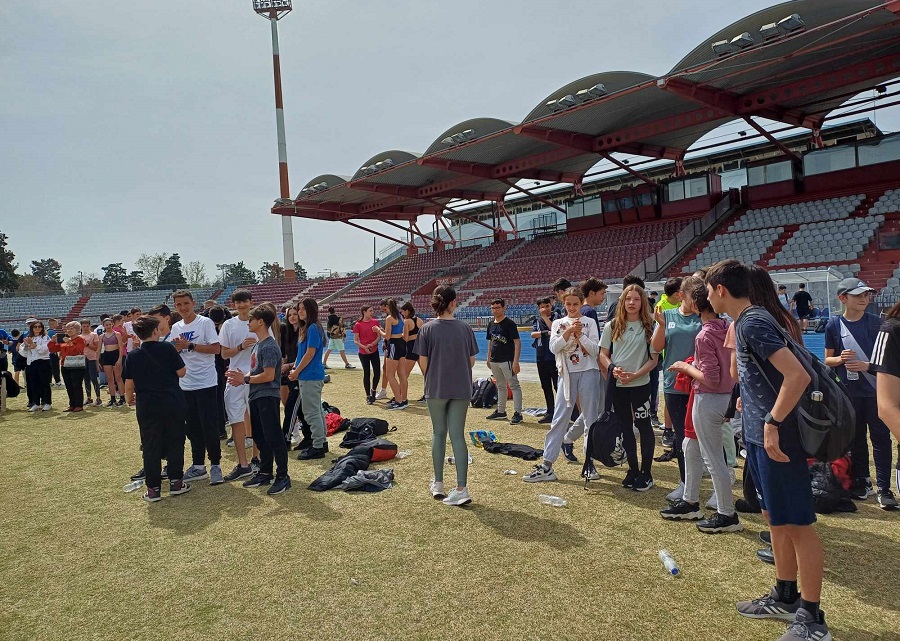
{"left": 2, "top": 0, "right": 896, "bottom": 286}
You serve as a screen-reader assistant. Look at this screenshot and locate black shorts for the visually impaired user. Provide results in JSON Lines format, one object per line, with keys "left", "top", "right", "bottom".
{"left": 404, "top": 340, "right": 418, "bottom": 361}
{"left": 387, "top": 338, "right": 407, "bottom": 361}
{"left": 99, "top": 349, "right": 120, "bottom": 367}
{"left": 12, "top": 355, "right": 25, "bottom": 372}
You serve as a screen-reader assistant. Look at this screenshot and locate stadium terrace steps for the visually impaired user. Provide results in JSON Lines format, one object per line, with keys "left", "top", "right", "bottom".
{"left": 64, "top": 295, "right": 91, "bottom": 323}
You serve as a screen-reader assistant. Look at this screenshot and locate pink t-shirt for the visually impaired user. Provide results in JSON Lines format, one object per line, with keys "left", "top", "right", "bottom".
{"left": 353, "top": 319, "right": 381, "bottom": 354}
{"left": 81, "top": 332, "right": 100, "bottom": 360}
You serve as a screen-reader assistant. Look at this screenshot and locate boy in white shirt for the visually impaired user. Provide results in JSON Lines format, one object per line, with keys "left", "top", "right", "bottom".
{"left": 169, "top": 290, "right": 224, "bottom": 485}
{"left": 524, "top": 287, "right": 600, "bottom": 483}
{"left": 218, "top": 289, "right": 257, "bottom": 482}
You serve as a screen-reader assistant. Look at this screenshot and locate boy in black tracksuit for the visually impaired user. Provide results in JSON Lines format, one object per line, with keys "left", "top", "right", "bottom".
{"left": 123, "top": 316, "right": 191, "bottom": 502}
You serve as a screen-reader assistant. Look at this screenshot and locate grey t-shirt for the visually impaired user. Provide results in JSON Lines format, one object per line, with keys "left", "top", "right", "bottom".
{"left": 249, "top": 336, "right": 282, "bottom": 401}
{"left": 600, "top": 319, "right": 657, "bottom": 388}
{"left": 414, "top": 318, "right": 479, "bottom": 400}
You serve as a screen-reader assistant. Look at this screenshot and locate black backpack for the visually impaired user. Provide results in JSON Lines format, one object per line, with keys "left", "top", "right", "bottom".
{"left": 339, "top": 417, "right": 396, "bottom": 448}
{"left": 737, "top": 307, "right": 855, "bottom": 462}
{"left": 470, "top": 377, "right": 497, "bottom": 408}
{"left": 583, "top": 367, "right": 627, "bottom": 481}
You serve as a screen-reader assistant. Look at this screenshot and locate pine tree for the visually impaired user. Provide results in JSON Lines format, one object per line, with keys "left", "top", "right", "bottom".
{"left": 157, "top": 254, "right": 187, "bottom": 288}
{"left": 0, "top": 231, "right": 19, "bottom": 292}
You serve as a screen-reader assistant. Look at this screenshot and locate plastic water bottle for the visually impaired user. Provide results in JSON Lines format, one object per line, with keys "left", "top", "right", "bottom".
{"left": 396, "top": 450, "right": 412, "bottom": 459}
{"left": 503, "top": 469, "right": 518, "bottom": 475}
{"left": 658, "top": 549, "right": 680, "bottom": 576}
{"left": 538, "top": 494, "right": 567, "bottom": 507}
{"left": 446, "top": 453, "right": 473, "bottom": 465}
{"left": 123, "top": 479, "right": 144, "bottom": 493}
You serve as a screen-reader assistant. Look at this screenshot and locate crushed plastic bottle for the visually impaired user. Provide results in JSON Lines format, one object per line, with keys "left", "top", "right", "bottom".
{"left": 658, "top": 549, "right": 680, "bottom": 576}
{"left": 503, "top": 469, "right": 518, "bottom": 475}
{"left": 446, "top": 453, "right": 473, "bottom": 465}
{"left": 396, "top": 450, "right": 412, "bottom": 459}
{"left": 538, "top": 494, "right": 567, "bottom": 507}
{"left": 123, "top": 479, "right": 145, "bottom": 493}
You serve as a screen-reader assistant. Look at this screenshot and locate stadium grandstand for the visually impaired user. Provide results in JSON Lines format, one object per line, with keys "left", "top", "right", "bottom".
{"left": 4, "top": 1, "right": 900, "bottom": 329}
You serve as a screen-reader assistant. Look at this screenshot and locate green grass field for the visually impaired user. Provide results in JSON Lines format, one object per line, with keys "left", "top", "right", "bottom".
{"left": 1, "top": 370, "right": 898, "bottom": 641}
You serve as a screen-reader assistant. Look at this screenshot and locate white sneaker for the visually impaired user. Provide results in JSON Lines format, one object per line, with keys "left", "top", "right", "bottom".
{"left": 42, "top": 404, "right": 52, "bottom": 411}
{"left": 523, "top": 464, "right": 557, "bottom": 483}
{"left": 374, "top": 389, "right": 387, "bottom": 400}
{"left": 442, "top": 487, "right": 472, "bottom": 506}
{"left": 28, "top": 405, "right": 40, "bottom": 412}
{"left": 430, "top": 480, "right": 446, "bottom": 499}
{"left": 666, "top": 482, "right": 685, "bottom": 503}
{"left": 244, "top": 437, "right": 253, "bottom": 449}
{"left": 706, "top": 493, "right": 719, "bottom": 511}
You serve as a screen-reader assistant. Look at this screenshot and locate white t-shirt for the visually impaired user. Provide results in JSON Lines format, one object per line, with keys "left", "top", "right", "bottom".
{"left": 219, "top": 316, "right": 253, "bottom": 372}
{"left": 168, "top": 314, "right": 219, "bottom": 391}
{"left": 549, "top": 315, "right": 600, "bottom": 373}
{"left": 124, "top": 320, "right": 137, "bottom": 352}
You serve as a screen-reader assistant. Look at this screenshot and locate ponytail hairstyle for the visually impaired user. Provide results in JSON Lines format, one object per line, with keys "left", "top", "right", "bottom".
{"left": 431, "top": 286, "right": 456, "bottom": 316}
{"left": 259, "top": 301, "right": 281, "bottom": 347}
{"left": 400, "top": 301, "right": 415, "bottom": 318}
{"left": 386, "top": 297, "right": 401, "bottom": 321}
{"left": 298, "top": 297, "right": 325, "bottom": 347}
{"left": 747, "top": 264, "right": 803, "bottom": 342}
{"left": 683, "top": 275, "right": 713, "bottom": 315}
{"left": 888, "top": 300, "right": 900, "bottom": 319}
{"left": 611, "top": 284, "right": 653, "bottom": 343}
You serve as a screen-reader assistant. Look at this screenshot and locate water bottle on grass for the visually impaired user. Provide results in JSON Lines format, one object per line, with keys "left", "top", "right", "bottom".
{"left": 538, "top": 494, "right": 567, "bottom": 507}
{"left": 658, "top": 549, "right": 680, "bottom": 576}
{"left": 123, "top": 479, "right": 144, "bottom": 493}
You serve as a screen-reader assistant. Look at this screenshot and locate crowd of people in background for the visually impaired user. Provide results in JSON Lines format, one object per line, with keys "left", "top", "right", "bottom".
{"left": 4, "top": 260, "right": 900, "bottom": 641}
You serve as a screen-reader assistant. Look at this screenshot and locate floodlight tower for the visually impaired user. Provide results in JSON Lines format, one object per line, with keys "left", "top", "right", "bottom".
{"left": 253, "top": 0, "right": 297, "bottom": 281}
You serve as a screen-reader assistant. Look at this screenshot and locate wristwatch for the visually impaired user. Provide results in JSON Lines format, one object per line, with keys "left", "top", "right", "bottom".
{"left": 188, "top": 343, "right": 195, "bottom": 352}
{"left": 244, "top": 375, "right": 251, "bottom": 385}
{"left": 763, "top": 412, "right": 782, "bottom": 428}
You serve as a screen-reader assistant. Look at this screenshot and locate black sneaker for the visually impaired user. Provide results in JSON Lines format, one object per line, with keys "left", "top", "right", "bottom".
{"left": 661, "top": 428, "right": 674, "bottom": 448}
{"left": 366, "top": 395, "right": 375, "bottom": 405}
{"left": 735, "top": 498, "right": 762, "bottom": 513}
{"left": 654, "top": 449, "right": 676, "bottom": 462}
{"left": 292, "top": 438, "right": 312, "bottom": 451}
{"left": 130, "top": 468, "right": 146, "bottom": 481}
{"left": 142, "top": 486, "right": 162, "bottom": 503}
{"left": 633, "top": 473, "right": 654, "bottom": 492}
{"left": 297, "top": 446, "right": 327, "bottom": 460}
{"left": 388, "top": 400, "right": 408, "bottom": 411}
{"left": 485, "top": 410, "right": 508, "bottom": 420}
{"left": 538, "top": 414, "right": 552, "bottom": 424}
{"left": 267, "top": 475, "right": 291, "bottom": 495}
{"left": 561, "top": 442, "right": 579, "bottom": 464}
{"left": 223, "top": 465, "right": 253, "bottom": 482}
{"left": 622, "top": 469, "right": 638, "bottom": 489}
{"left": 417, "top": 395, "right": 426, "bottom": 403}
{"left": 169, "top": 479, "right": 191, "bottom": 495}
{"left": 116, "top": 396, "right": 126, "bottom": 406}
{"left": 759, "top": 530, "right": 772, "bottom": 546}
{"left": 510, "top": 412, "right": 523, "bottom": 425}
{"left": 386, "top": 400, "right": 399, "bottom": 409}
{"left": 756, "top": 548, "right": 775, "bottom": 565}
{"left": 850, "top": 477, "right": 874, "bottom": 500}
{"left": 660, "top": 500, "right": 702, "bottom": 521}
{"left": 877, "top": 489, "right": 899, "bottom": 510}
{"left": 242, "top": 473, "right": 273, "bottom": 488}
{"left": 106, "top": 399, "right": 117, "bottom": 408}
{"left": 697, "top": 511, "right": 744, "bottom": 533}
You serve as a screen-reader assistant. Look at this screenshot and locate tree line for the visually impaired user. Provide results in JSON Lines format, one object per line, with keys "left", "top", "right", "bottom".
{"left": 0, "top": 230, "right": 307, "bottom": 296}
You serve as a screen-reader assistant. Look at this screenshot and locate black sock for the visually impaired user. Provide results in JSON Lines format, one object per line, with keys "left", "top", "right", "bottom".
{"left": 776, "top": 579, "right": 799, "bottom": 603}
{"left": 800, "top": 599, "right": 820, "bottom": 619}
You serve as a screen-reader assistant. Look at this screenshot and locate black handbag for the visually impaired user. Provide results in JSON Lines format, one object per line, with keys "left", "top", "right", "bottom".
{"left": 582, "top": 365, "right": 628, "bottom": 482}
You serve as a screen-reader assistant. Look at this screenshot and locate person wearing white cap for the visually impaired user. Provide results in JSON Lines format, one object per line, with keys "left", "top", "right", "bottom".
{"left": 824, "top": 278, "right": 897, "bottom": 510}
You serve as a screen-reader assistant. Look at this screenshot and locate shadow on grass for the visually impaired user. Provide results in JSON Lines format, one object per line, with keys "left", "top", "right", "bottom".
{"left": 817, "top": 521, "right": 900, "bottom": 613}
{"left": 268, "top": 487, "right": 343, "bottom": 521}
{"left": 467, "top": 504, "right": 588, "bottom": 551}
{"left": 830, "top": 627, "right": 900, "bottom": 641}
{"left": 147, "top": 483, "right": 265, "bottom": 535}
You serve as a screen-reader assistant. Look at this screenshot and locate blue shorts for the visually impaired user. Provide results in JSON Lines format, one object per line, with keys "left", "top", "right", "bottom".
{"left": 745, "top": 436, "right": 816, "bottom": 527}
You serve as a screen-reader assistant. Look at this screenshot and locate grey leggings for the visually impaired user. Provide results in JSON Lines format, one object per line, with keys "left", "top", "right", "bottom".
{"left": 427, "top": 397, "right": 470, "bottom": 488}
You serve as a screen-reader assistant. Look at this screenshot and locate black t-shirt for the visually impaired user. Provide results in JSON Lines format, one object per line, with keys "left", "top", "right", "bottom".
{"left": 792, "top": 290, "right": 813, "bottom": 314}
{"left": 873, "top": 317, "right": 900, "bottom": 377}
{"left": 487, "top": 317, "right": 519, "bottom": 363}
{"left": 122, "top": 341, "right": 186, "bottom": 406}
{"left": 327, "top": 314, "right": 340, "bottom": 329}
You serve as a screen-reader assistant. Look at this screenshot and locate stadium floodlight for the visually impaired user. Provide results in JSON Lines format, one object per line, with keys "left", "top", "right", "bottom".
{"left": 730, "top": 32, "right": 754, "bottom": 49}
{"left": 759, "top": 22, "right": 780, "bottom": 40}
{"left": 462, "top": 129, "right": 475, "bottom": 140}
{"left": 275, "top": 197, "right": 294, "bottom": 205}
{"left": 314, "top": 182, "right": 328, "bottom": 190}
{"left": 556, "top": 94, "right": 577, "bottom": 109}
{"left": 374, "top": 159, "right": 394, "bottom": 171}
{"left": 777, "top": 13, "right": 804, "bottom": 34}
{"left": 253, "top": 0, "right": 292, "bottom": 16}
{"left": 546, "top": 99, "right": 564, "bottom": 112}
{"left": 441, "top": 136, "right": 456, "bottom": 145}
{"left": 712, "top": 39, "right": 736, "bottom": 57}
{"left": 586, "top": 83, "right": 607, "bottom": 98}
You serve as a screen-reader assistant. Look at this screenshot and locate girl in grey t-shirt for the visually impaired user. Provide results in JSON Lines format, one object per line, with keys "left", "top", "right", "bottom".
{"left": 599, "top": 284, "right": 659, "bottom": 492}
{"left": 414, "top": 286, "right": 479, "bottom": 507}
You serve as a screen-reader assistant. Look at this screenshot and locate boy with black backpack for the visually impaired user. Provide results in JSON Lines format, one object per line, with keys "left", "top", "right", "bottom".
{"left": 706, "top": 259, "right": 830, "bottom": 641}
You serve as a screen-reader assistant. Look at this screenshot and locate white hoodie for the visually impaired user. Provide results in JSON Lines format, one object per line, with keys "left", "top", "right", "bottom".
{"left": 549, "top": 315, "right": 599, "bottom": 406}
{"left": 18, "top": 334, "right": 51, "bottom": 365}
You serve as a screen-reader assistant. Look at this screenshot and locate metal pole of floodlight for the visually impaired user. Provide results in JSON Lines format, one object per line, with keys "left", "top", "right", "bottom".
{"left": 254, "top": 0, "right": 297, "bottom": 281}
